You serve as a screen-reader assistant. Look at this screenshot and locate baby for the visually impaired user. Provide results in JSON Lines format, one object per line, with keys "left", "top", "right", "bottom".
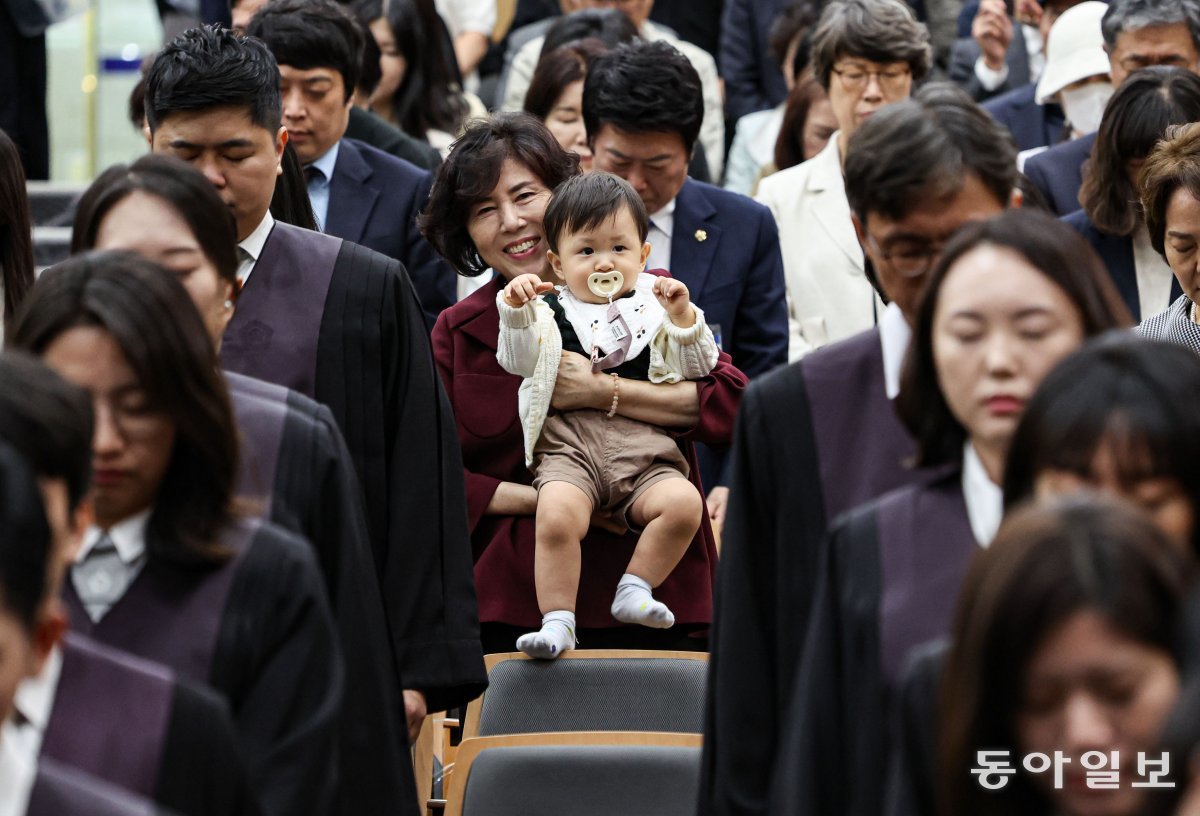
{"left": 496, "top": 171, "right": 718, "bottom": 659}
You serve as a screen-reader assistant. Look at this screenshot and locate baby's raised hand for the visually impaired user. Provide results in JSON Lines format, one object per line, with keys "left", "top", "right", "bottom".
{"left": 503, "top": 274, "right": 554, "bottom": 309}
{"left": 653, "top": 277, "right": 696, "bottom": 326}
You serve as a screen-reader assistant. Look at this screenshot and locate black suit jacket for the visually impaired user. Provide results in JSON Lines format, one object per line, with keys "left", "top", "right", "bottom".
{"left": 326, "top": 137, "right": 455, "bottom": 324}
{"left": 948, "top": 28, "right": 1030, "bottom": 102}
{"left": 1024, "top": 132, "right": 1095, "bottom": 215}
{"left": 344, "top": 106, "right": 440, "bottom": 171}
{"left": 982, "top": 83, "right": 1065, "bottom": 152}
{"left": 1061, "top": 209, "right": 1182, "bottom": 321}
{"left": 720, "top": 0, "right": 790, "bottom": 120}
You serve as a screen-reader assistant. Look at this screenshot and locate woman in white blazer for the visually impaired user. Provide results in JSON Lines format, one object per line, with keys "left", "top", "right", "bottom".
{"left": 756, "top": 0, "right": 932, "bottom": 359}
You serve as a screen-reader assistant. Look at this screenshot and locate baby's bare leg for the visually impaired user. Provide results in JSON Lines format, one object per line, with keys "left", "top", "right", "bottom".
{"left": 518, "top": 481, "right": 592, "bottom": 659}
{"left": 611, "top": 477, "right": 704, "bottom": 629}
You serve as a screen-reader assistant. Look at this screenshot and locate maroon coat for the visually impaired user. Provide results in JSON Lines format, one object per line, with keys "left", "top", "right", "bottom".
{"left": 431, "top": 276, "right": 746, "bottom": 629}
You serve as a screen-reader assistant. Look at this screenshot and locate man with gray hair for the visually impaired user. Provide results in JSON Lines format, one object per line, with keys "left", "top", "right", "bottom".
{"left": 699, "top": 82, "right": 1020, "bottom": 816}
{"left": 1026, "top": 0, "right": 1200, "bottom": 213}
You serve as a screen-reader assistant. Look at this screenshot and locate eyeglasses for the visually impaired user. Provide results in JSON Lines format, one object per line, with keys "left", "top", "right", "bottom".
{"left": 865, "top": 233, "right": 942, "bottom": 278}
{"left": 831, "top": 65, "right": 911, "bottom": 94}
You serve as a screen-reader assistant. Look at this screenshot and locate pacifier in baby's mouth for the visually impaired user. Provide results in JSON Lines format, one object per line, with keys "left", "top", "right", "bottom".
{"left": 587, "top": 270, "right": 624, "bottom": 299}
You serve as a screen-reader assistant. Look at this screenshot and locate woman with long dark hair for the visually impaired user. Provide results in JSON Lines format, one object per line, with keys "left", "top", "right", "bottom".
{"left": 11, "top": 251, "right": 342, "bottom": 816}
{"left": 69, "top": 154, "right": 421, "bottom": 812}
{"left": 771, "top": 208, "right": 1131, "bottom": 816}
{"left": 1063, "top": 66, "right": 1200, "bottom": 320}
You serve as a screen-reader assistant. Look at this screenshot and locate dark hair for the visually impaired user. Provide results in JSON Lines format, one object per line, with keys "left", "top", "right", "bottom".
{"left": 0, "top": 352, "right": 93, "bottom": 512}
{"left": 357, "top": 16, "right": 382, "bottom": 96}
{"left": 1141, "top": 122, "right": 1200, "bottom": 256}
{"left": 1101, "top": 0, "right": 1200, "bottom": 50}
{"left": 1003, "top": 334, "right": 1200, "bottom": 551}
{"left": 11, "top": 251, "right": 238, "bottom": 568}
{"left": 525, "top": 39, "right": 609, "bottom": 122}
{"left": 809, "top": 0, "right": 932, "bottom": 91}
{"left": 0, "top": 130, "right": 34, "bottom": 335}
{"left": 271, "top": 141, "right": 319, "bottom": 231}
{"left": 845, "top": 83, "right": 1018, "bottom": 227}
{"left": 1081, "top": 67, "right": 1200, "bottom": 237}
{"left": 543, "top": 172, "right": 647, "bottom": 254}
{"left": 71, "top": 154, "right": 239, "bottom": 289}
{"left": 246, "top": 0, "right": 363, "bottom": 102}
{"left": 0, "top": 441, "right": 53, "bottom": 632}
{"left": 938, "top": 496, "right": 1191, "bottom": 816}
{"left": 896, "top": 209, "right": 1133, "bottom": 469}
{"left": 774, "top": 74, "right": 830, "bottom": 171}
{"left": 768, "top": 0, "right": 820, "bottom": 75}
{"left": 540, "top": 8, "right": 638, "bottom": 58}
{"left": 145, "top": 24, "right": 282, "bottom": 133}
{"left": 419, "top": 113, "right": 581, "bottom": 275}
{"left": 583, "top": 39, "right": 704, "bottom": 154}
{"left": 386, "top": 0, "right": 468, "bottom": 137}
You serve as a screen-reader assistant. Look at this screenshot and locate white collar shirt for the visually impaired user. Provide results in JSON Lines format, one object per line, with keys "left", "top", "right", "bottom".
{"left": 962, "top": 442, "right": 1003, "bottom": 547}
{"left": 9, "top": 646, "right": 63, "bottom": 762}
{"left": 647, "top": 198, "right": 676, "bottom": 273}
{"left": 878, "top": 302, "right": 912, "bottom": 400}
{"left": 236, "top": 211, "right": 276, "bottom": 287}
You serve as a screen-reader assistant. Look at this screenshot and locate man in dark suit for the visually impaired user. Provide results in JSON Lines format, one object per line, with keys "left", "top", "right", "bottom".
{"left": 0, "top": 0, "right": 49, "bottom": 178}
{"left": 720, "top": 0, "right": 791, "bottom": 121}
{"left": 1026, "top": 0, "right": 1200, "bottom": 213}
{"left": 948, "top": 5, "right": 1033, "bottom": 102}
{"left": 982, "top": 83, "right": 1065, "bottom": 150}
{"left": 247, "top": 0, "right": 456, "bottom": 322}
{"left": 585, "top": 38, "right": 788, "bottom": 524}
{"left": 144, "top": 25, "right": 486, "bottom": 807}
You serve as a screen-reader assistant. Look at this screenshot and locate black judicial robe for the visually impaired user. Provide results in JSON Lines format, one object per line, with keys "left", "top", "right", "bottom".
{"left": 41, "top": 633, "right": 257, "bottom": 816}
{"left": 884, "top": 640, "right": 948, "bottom": 816}
{"left": 768, "top": 468, "right": 976, "bottom": 816}
{"left": 699, "top": 328, "right": 929, "bottom": 816}
{"left": 62, "top": 517, "right": 343, "bottom": 816}
{"left": 219, "top": 221, "right": 486, "bottom": 712}
{"left": 27, "top": 759, "right": 166, "bottom": 816}
{"left": 225, "top": 371, "right": 419, "bottom": 816}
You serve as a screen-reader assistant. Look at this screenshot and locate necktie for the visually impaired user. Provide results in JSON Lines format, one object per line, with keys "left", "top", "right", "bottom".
{"left": 304, "top": 165, "right": 324, "bottom": 185}
{"left": 591, "top": 300, "right": 634, "bottom": 372}
{"left": 72, "top": 535, "right": 131, "bottom": 622}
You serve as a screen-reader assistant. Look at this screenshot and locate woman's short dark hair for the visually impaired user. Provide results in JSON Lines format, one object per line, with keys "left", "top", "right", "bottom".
{"left": 524, "top": 39, "right": 610, "bottom": 122}
{"left": 583, "top": 39, "right": 704, "bottom": 155}
{"left": 419, "top": 112, "right": 581, "bottom": 276}
{"left": 72, "top": 154, "right": 239, "bottom": 289}
{"left": 1003, "top": 334, "right": 1200, "bottom": 552}
{"left": 543, "top": 171, "right": 648, "bottom": 254}
{"left": 11, "top": 251, "right": 238, "bottom": 569}
{"left": 245, "top": 0, "right": 363, "bottom": 101}
{"left": 845, "top": 83, "right": 1018, "bottom": 227}
{"left": 0, "top": 352, "right": 94, "bottom": 512}
{"left": 1141, "top": 121, "right": 1200, "bottom": 256}
{"left": 540, "top": 8, "right": 637, "bottom": 59}
{"left": 937, "top": 495, "right": 1191, "bottom": 816}
{"left": 809, "top": 0, "right": 932, "bottom": 92}
{"left": 1081, "top": 67, "right": 1200, "bottom": 237}
{"left": 895, "top": 209, "right": 1133, "bottom": 469}
{"left": 774, "top": 75, "right": 829, "bottom": 171}
{"left": 0, "top": 130, "right": 34, "bottom": 335}
{"left": 0, "top": 441, "right": 53, "bottom": 633}
{"left": 386, "top": 0, "right": 468, "bottom": 137}
{"left": 145, "top": 24, "right": 282, "bottom": 134}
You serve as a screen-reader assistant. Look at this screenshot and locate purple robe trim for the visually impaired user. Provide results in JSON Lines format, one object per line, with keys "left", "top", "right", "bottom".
{"left": 220, "top": 222, "right": 341, "bottom": 399}
{"left": 877, "top": 474, "right": 976, "bottom": 686}
{"left": 28, "top": 760, "right": 155, "bottom": 816}
{"left": 63, "top": 520, "right": 256, "bottom": 684}
{"left": 226, "top": 375, "right": 287, "bottom": 518}
{"left": 40, "top": 634, "right": 174, "bottom": 799}
{"left": 803, "top": 329, "right": 920, "bottom": 521}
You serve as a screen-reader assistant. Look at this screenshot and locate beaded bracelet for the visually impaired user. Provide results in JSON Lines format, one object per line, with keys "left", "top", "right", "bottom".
{"left": 606, "top": 374, "right": 620, "bottom": 418}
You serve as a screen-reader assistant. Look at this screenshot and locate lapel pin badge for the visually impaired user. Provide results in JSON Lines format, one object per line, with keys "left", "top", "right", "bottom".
{"left": 695, "top": 229, "right": 708, "bottom": 242}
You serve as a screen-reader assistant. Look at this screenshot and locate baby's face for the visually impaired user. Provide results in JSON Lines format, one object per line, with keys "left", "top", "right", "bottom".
{"left": 549, "top": 207, "right": 651, "bottom": 304}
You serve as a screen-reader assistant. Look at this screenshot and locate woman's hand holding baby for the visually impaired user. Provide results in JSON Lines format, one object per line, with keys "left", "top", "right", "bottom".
{"left": 653, "top": 277, "right": 697, "bottom": 328}
{"left": 503, "top": 274, "right": 554, "bottom": 309}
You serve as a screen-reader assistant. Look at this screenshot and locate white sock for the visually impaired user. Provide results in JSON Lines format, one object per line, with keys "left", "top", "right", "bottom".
{"left": 516, "top": 610, "right": 576, "bottom": 659}
{"left": 611, "top": 573, "right": 675, "bottom": 629}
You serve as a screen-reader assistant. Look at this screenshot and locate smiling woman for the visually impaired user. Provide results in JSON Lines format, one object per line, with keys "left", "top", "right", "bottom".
{"left": 420, "top": 113, "right": 747, "bottom": 653}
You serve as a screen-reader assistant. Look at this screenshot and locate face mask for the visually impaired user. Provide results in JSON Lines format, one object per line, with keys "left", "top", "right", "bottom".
{"left": 1059, "top": 82, "right": 1114, "bottom": 136}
